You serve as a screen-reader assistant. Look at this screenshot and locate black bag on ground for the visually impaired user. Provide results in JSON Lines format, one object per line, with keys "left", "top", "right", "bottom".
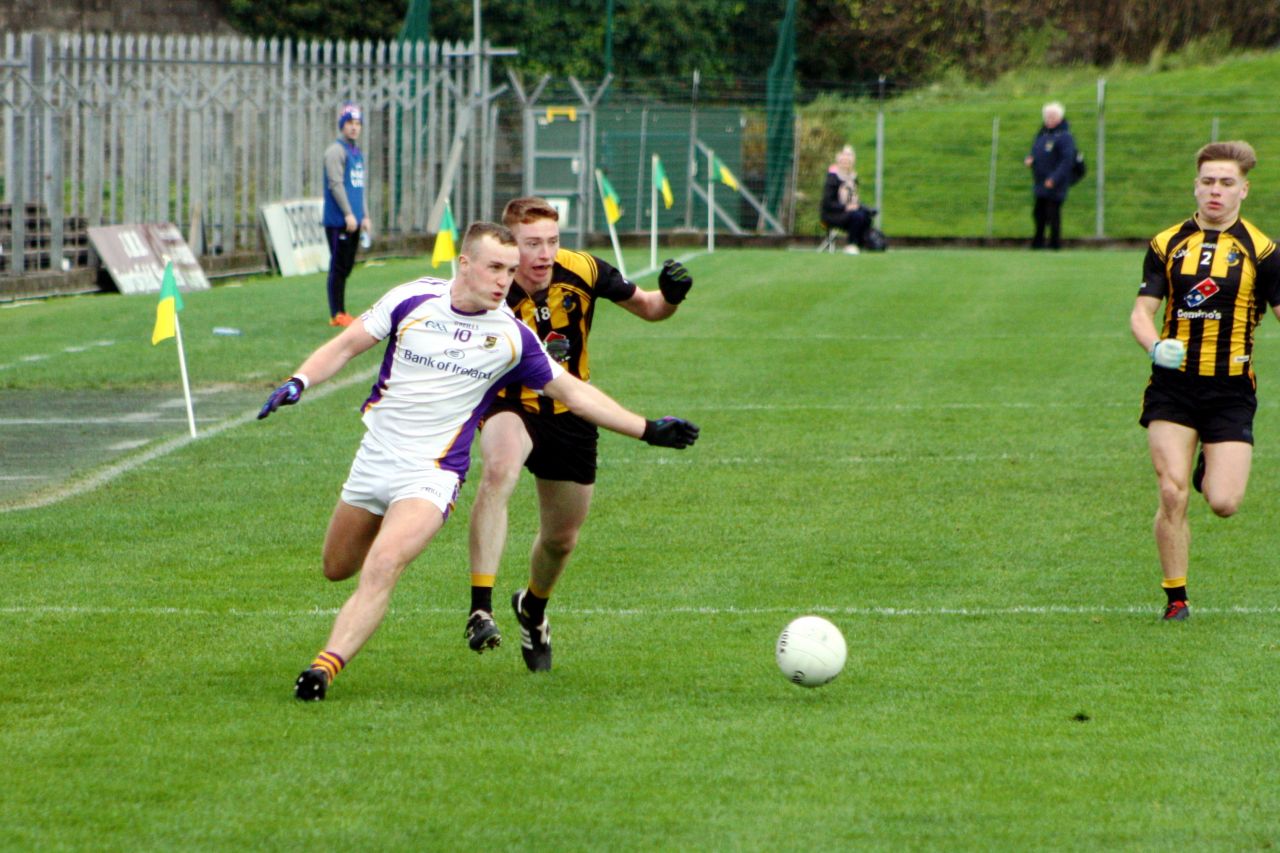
{"left": 863, "top": 227, "right": 888, "bottom": 252}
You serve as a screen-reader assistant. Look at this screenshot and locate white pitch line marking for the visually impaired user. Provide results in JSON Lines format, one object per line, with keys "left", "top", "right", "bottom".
{"left": 4, "top": 340, "right": 115, "bottom": 370}
{"left": 108, "top": 439, "right": 151, "bottom": 451}
{"left": 0, "top": 417, "right": 215, "bottom": 426}
{"left": 626, "top": 249, "right": 710, "bottom": 281}
{"left": 1, "top": 369, "right": 376, "bottom": 513}
{"left": 710, "top": 400, "right": 1138, "bottom": 411}
{"left": 3, "top": 603, "right": 1278, "bottom": 618}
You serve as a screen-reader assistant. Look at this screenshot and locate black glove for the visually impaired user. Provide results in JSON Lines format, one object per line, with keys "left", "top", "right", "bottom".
{"left": 257, "top": 377, "right": 305, "bottom": 420}
{"left": 658, "top": 259, "right": 692, "bottom": 305}
{"left": 642, "top": 417, "right": 699, "bottom": 449}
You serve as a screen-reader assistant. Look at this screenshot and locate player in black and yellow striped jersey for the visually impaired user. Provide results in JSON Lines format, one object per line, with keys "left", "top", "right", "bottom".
{"left": 1130, "top": 140, "right": 1280, "bottom": 621}
{"left": 492, "top": 247, "right": 629, "bottom": 416}
{"left": 463, "top": 197, "right": 695, "bottom": 668}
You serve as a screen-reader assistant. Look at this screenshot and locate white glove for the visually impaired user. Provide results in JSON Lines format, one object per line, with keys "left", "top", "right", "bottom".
{"left": 1150, "top": 338, "right": 1186, "bottom": 369}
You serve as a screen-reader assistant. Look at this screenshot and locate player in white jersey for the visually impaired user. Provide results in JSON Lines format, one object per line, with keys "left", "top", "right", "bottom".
{"left": 256, "top": 222, "right": 700, "bottom": 700}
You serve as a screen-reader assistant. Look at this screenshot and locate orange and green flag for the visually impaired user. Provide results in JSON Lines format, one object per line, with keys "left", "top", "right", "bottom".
{"left": 713, "top": 156, "right": 739, "bottom": 192}
{"left": 653, "top": 157, "right": 674, "bottom": 209}
{"left": 598, "top": 172, "right": 622, "bottom": 224}
{"left": 151, "top": 262, "right": 183, "bottom": 345}
{"left": 432, "top": 202, "right": 459, "bottom": 268}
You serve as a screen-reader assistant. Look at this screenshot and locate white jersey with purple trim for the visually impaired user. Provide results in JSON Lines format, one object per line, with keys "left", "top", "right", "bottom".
{"left": 357, "top": 276, "right": 562, "bottom": 475}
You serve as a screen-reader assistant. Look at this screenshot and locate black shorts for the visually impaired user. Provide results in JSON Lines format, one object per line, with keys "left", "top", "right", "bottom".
{"left": 482, "top": 399, "right": 599, "bottom": 485}
{"left": 1139, "top": 369, "right": 1257, "bottom": 444}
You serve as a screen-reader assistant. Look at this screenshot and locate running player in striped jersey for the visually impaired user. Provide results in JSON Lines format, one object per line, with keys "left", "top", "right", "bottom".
{"left": 464, "top": 197, "right": 694, "bottom": 670}
{"left": 1130, "top": 140, "right": 1280, "bottom": 620}
{"left": 257, "top": 222, "right": 699, "bottom": 699}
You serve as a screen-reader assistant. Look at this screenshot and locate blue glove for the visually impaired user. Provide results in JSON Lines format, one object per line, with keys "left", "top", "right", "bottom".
{"left": 658, "top": 259, "right": 693, "bottom": 305}
{"left": 642, "top": 417, "right": 699, "bottom": 449}
{"left": 258, "top": 377, "right": 305, "bottom": 419}
{"left": 1150, "top": 339, "right": 1186, "bottom": 370}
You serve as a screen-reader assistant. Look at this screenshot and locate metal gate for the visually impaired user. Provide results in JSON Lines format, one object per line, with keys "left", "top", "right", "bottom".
{"left": 509, "top": 74, "right": 610, "bottom": 249}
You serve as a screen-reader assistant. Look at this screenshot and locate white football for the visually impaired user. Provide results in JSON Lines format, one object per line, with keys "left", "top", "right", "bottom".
{"left": 776, "top": 615, "right": 847, "bottom": 687}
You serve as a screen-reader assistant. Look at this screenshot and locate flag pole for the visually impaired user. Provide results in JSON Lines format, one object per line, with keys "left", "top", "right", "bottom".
{"left": 650, "top": 154, "right": 659, "bottom": 271}
{"left": 707, "top": 146, "right": 715, "bottom": 253}
{"left": 172, "top": 312, "right": 197, "bottom": 438}
{"left": 594, "top": 169, "right": 627, "bottom": 278}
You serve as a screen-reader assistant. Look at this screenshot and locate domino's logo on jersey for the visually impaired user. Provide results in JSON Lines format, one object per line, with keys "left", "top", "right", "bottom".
{"left": 1184, "top": 277, "right": 1220, "bottom": 308}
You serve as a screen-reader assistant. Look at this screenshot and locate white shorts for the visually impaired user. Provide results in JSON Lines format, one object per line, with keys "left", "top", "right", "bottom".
{"left": 340, "top": 433, "right": 461, "bottom": 518}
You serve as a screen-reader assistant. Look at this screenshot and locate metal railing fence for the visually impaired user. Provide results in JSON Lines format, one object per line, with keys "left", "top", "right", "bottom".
{"left": 0, "top": 31, "right": 500, "bottom": 275}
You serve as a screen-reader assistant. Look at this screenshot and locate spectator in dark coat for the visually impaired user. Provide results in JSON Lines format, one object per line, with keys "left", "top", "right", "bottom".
{"left": 821, "top": 145, "right": 874, "bottom": 255}
{"left": 1024, "top": 102, "right": 1076, "bottom": 250}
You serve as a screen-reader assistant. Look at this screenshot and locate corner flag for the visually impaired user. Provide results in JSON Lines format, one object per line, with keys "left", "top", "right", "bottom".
{"left": 654, "top": 157, "right": 674, "bottom": 209}
{"left": 598, "top": 173, "right": 622, "bottom": 224}
{"left": 713, "top": 156, "right": 740, "bottom": 192}
{"left": 150, "top": 260, "right": 198, "bottom": 437}
{"left": 432, "top": 202, "right": 459, "bottom": 268}
{"left": 151, "top": 262, "right": 184, "bottom": 345}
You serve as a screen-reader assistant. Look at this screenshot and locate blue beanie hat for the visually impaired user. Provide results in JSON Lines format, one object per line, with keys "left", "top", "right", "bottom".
{"left": 338, "top": 103, "right": 362, "bottom": 129}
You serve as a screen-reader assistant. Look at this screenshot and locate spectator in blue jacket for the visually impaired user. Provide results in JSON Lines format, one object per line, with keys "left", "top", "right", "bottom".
{"left": 1024, "top": 102, "right": 1076, "bottom": 250}
{"left": 322, "top": 102, "right": 371, "bottom": 326}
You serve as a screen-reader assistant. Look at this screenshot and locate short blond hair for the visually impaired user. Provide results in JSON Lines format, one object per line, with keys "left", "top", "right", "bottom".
{"left": 1196, "top": 140, "right": 1257, "bottom": 175}
{"left": 460, "top": 221, "right": 516, "bottom": 256}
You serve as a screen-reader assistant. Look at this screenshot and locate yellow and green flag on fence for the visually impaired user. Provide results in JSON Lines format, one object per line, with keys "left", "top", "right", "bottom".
{"left": 654, "top": 157, "right": 674, "bottom": 209}
{"left": 599, "top": 173, "right": 622, "bottom": 224}
{"left": 713, "top": 156, "right": 739, "bottom": 192}
{"left": 432, "top": 202, "right": 459, "bottom": 269}
{"left": 151, "top": 262, "right": 183, "bottom": 345}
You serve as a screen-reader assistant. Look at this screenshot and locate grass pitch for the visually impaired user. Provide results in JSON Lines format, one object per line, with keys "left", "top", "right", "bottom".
{"left": 3, "top": 249, "right": 1279, "bottom": 849}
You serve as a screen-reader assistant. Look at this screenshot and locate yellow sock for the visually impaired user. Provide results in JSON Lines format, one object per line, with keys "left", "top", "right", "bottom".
{"left": 1161, "top": 576, "right": 1187, "bottom": 589}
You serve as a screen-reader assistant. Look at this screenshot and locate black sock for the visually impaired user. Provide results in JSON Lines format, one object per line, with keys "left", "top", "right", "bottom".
{"left": 521, "top": 589, "right": 548, "bottom": 622}
{"left": 1164, "top": 584, "right": 1188, "bottom": 604}
{"left": 471, "top": 585, "right": 493, "bottom": 614}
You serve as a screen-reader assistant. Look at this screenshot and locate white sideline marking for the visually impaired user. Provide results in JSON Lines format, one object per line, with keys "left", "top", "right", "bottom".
{"left": 718, "top": 400, "right": 1137, "bottom": 411}
{"left": 0, "top": 414, "right": 252, "bottom": 426}
{"left": 0, "top": 369, "right": 375, "bottom": 513}
{"left": 627, "top": 249, "right": 708, "bottom": 281}
{"left": 613, "top": 453, "right": 1033, "bottom": 466}
{"left": 606, "top": 331, "right": 1130, "bottom": 342}
{"left": 3, "top": 603, "right": 1278, "bottom": 618}
{"left": 0, "top": 340, "right": 115, "bottom": 372}
{"left": 0, "top": 399, "right": 1143, "bottom": 429}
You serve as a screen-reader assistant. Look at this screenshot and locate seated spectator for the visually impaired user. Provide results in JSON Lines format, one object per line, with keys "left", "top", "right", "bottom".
{"left": 821, "top": 145, "right": 875, "bottom": 255}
